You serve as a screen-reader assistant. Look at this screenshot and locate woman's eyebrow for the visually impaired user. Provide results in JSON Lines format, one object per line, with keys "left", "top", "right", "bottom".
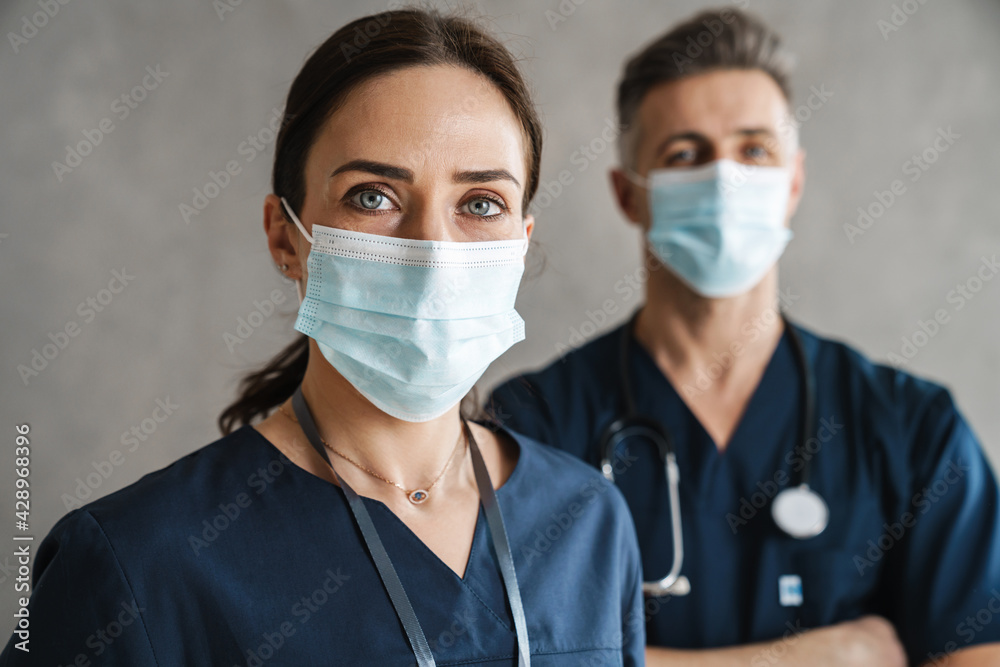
{"left": 328, "top": 161, "right": 520, "bottom": 189}
{"left": 453, "top": 169, "right": 520, "bottom": 188}
{"left": 330, "top": 159, "right": 413, "bottom": 182}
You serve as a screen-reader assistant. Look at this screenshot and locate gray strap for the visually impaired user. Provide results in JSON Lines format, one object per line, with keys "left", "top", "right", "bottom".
{"left": 292, "top": 388, "right": 436, "bottom": 667}
{"left": 464, "top": 421, "right": 530, "bottom": 666}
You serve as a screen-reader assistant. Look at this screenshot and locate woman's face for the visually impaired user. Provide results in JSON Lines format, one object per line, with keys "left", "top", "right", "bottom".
{"left": 296, "top": 64, "right": 534, "bottom": 245}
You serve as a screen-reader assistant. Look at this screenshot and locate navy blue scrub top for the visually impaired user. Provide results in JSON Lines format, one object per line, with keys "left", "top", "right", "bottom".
{"left": 488, "top": 320, "right": 1000, "bottom": 665}
{"left": 0, "top": 425, "right": 644, "bottom": 666}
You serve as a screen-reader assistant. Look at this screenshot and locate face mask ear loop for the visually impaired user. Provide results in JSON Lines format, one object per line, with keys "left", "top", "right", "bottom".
{"left": 622, "top": 166, "right": 650, "bottom": 190}
{"left": 295, "top": 275, "right": 305, "bottom": 305}
{"left": 280, "top": 197, "right": 314, "bottom": 244}
{"left": 280, "top": 196, "right": 312, "bottom": 305}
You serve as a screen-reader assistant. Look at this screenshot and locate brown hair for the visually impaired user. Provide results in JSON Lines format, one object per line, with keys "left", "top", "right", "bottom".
{"left": 616, "top": 7, "right": 795, "bottom": 167}
{"left": 218, "top": 8, "right": 543, "bottom": 435}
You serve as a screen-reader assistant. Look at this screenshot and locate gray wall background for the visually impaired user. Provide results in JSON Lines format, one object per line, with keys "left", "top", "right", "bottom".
{"left": 1, "top": 0, "right": 998, "bottom": 625}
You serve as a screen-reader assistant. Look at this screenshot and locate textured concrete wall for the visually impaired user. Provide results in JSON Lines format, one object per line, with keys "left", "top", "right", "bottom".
{"left": 1, "top": 0, "right": 998, "bottom": 627}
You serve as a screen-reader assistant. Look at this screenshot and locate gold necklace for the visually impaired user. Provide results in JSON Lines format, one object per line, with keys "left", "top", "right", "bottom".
{"left": 278, "top": 403, "right": 465, "bottom": 505}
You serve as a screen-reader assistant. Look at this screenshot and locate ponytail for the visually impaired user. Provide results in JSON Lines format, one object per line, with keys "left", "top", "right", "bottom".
{"left": 217, "top": 334, "right": 309, "bottom": 435}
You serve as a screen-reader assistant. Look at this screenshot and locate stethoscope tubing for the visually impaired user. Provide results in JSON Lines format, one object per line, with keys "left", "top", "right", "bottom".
{"left": 599, "top": 309, "right": 824, "bottom": 597}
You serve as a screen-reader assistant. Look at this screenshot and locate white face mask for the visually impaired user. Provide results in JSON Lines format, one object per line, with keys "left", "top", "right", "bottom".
{"left": 645, "top": 159, "right": 793, "bottom": 298}
{"left": 282, "top": 198, "right": 528, "bottom": 422}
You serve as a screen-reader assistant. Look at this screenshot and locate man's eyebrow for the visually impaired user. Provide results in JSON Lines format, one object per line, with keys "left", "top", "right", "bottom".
{"left": 329, "top": 160, "right": 413, "bottom": 182}
{"left": 453, "top": 169, "right": 520, "bottom": 188}
{"left": 734, "top": 127, "right": 778, "bottom": 138}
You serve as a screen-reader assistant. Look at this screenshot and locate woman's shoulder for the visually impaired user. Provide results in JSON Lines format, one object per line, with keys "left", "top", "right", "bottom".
{"left": 87, "top": 426, "right": 281, "bottom": 509}
{"left": 46, "top": 426, "right": 293, "bottom": 556}
{"left": 498, "top": 425, "right": 633, "bottom": 522}
{"left": 13, "top": 427, "right": 302, "bottom": 664}
{"left": 496, "top": 426, "right": 642, "bottom": 605}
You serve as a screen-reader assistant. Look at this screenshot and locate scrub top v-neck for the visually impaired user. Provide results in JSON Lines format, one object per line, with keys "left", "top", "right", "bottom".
{"left": 488, "top": 319, "right": 1000, "bottom": 665}
{"left": 0, "top": 424, "right": 644, "bottom": 666}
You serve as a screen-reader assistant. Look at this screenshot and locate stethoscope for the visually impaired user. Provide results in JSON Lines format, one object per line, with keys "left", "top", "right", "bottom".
{"left": 598, "top": 311, "right": 829, "bottom": 598}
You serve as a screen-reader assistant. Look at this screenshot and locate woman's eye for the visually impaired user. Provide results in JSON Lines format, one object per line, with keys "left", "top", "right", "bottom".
{"left": 463, "top": 197, "right": 504, "bottom": 217}
{"left": 745, "top": 145, "right": 769, "bottom": 161}
{"left": 351, "top": 189, "right": 395, "bottom": 211}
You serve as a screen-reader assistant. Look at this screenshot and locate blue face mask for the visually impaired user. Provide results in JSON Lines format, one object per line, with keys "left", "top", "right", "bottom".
{"left": 281, "top": 198, "right": 528, "bottom": 422}
{"left": 646, "top": 159, "right": 793, "bottom": 298}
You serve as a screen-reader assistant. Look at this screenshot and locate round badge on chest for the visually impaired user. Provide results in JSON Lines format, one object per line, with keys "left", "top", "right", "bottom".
{"left": 772, "top": 484, "right": 829, "bottom": 539}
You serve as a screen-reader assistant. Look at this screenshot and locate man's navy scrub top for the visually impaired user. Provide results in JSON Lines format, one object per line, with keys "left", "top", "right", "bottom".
{"left": 488, "top": 320, "right": 1000, "bottom": 665}
{"left": 0, "top": 425, "right": 645, "bottom": 666}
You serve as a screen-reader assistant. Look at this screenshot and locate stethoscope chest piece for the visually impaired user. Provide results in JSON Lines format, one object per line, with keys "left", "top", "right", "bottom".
{"left": 771, "top": 484, "right": 829, "bottom": 539}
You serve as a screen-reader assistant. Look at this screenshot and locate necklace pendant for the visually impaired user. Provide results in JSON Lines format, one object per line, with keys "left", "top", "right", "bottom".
{"left": 408, "top": 489, "right": 429, "bottom": 504}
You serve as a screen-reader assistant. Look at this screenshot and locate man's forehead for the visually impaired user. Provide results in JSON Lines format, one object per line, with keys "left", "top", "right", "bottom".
{"left": 637, "top": 69, "right": 790, "bottom": 137}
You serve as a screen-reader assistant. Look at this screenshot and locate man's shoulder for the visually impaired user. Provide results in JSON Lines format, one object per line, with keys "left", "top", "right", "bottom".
{"left": 486, "top": 322, "right": 626, "bottom": 453}
{"left": 490, "top": 321, "right": 624, "bottom": 409}
{"left": 799, "top": 323, "right": 954, "bottom": 415}
{"left": 798, "top": 323, "right": 968, "bottom": 472}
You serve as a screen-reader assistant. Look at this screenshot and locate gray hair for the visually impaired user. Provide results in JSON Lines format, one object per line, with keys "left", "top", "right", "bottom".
{"left": 616, "top": 8, "right": 797, "bottom": 168}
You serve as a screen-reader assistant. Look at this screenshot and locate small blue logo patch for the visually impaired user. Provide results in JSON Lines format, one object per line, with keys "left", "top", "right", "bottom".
{"left": 779, "top": 574, "right": 803, "bottom": 607}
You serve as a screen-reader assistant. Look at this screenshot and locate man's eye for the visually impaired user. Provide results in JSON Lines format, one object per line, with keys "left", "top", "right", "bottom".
{"left": 463, "top": 197, "right": 504, "bottom": 217}
{"left": 666, "top": 149, "right": 696, "bottom": 165}
{"left": 351, "top": 190, "right": 394, "bottom": 210}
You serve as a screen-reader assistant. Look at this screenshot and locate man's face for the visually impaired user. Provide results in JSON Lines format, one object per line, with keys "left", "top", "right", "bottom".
{"left": 612, "top": 68, "right": 805, "bottom": 229}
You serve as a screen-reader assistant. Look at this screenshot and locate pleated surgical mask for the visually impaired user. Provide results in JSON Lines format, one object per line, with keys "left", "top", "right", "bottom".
{"left": 644, "top": 159, "right": 793, "bottom": 298}
{"left": 281, "top": 197, "right": 528, "bottom": 422}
